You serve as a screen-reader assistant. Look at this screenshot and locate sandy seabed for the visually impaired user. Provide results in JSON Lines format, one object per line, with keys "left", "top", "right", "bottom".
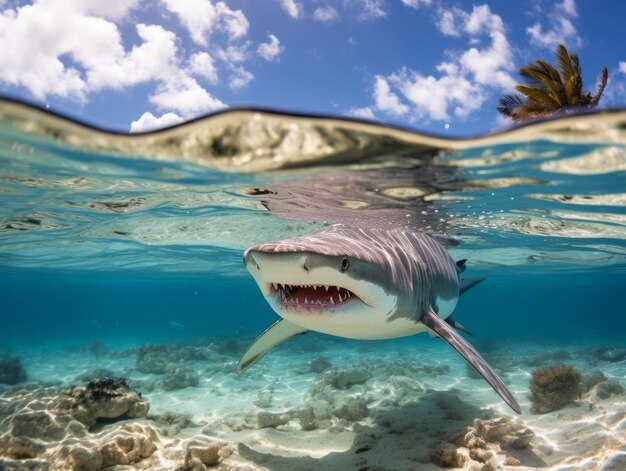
{"left": 1, "top": 334, "right": 625, "bottom": 471}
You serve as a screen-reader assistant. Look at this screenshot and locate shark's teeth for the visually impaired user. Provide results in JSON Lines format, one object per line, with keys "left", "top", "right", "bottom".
{"left": 274, "top": 283, "right": 358, "bottom": 308}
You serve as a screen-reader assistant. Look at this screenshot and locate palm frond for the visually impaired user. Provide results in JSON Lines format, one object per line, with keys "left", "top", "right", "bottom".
{"left": 590, "top": 66, "right": 609, "bottom": 106}
{"left": 496, "top": 94, "right": 526, "bottom": 117}
{"left": 520, "top": 63, "right": 565, "bottom": 104}
{"left": 564, "top": 74, "right": 584, "bottom": 105}
{"left": 535, "top": 59, "right": 564, "bottom": 86}
{"left": 515, "top": 85, "right": 561, "bottom": 108}
{"left": 497, "top": 44, "right": 608, "bottom": 122}
{"left": 556, "top": 44, "right": 577, "bottom": 83}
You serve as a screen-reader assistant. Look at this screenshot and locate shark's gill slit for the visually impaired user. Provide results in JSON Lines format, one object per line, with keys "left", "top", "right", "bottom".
{"left": 271, "top": 283, "right": 358, "bottom": 307}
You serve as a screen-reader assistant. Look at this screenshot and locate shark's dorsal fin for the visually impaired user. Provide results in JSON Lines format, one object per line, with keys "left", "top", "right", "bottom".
{"left": 236, "top": 319, "right": 308, "bottom": 374}
{"left": 421, "top": 309, "right": 521, "bottom": 414}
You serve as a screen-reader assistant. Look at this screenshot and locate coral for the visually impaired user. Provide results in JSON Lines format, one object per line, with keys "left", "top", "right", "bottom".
{"left": 333, "top": 398, "right": 369, "bottom": 422}
{"left": 310, "top": 356, "right": 331, "bottom": 374}
{"left": 431, "top": 416, "right": 535, "bottom": 468}
{"left": 172, "top": 346, "right": 210, "bottom": 362}
{"left": 257, "top": 411, "right": 290, "bottom": 429}
{"left": 149, "top": 410, "right": 198, "bottom": 435}
{"left": 464, "top": 416, "right": 534, "bottom": 451}
{"left": 74, "top": 368, "right": 115, "bottom": 383}
{"left": 292, "top": 400, "right": 333, "bottom": 431}
{"left": 0, "top": 382, "right": 234, "bottom": 471}
{"left": 588, "top": 380, "right": 625, "bottom": 401}
{"left": 68, "top": 377, "right": 150, "bottom": 428}
{"left": 216, "top": 414, "right": 256, "bottom": 432}
{"left": 592, "top": 346, "right": 626, "bottom": 363}
{"left": 529, "top": 364, "right": 583, "bottom": 413}
{"left": 294, "top": 406, "right": 317, "bottom": 431}
{"left": 431, "top": 442, "right": 468, "bottom": 468}
{"left": 99, "top": 423, "right": 158, "bottom": 467}
{"left": 582, "top": 371, "right": 608, "bottom": 391}
{"left": 328, "top": 369, "right": 371, "bottom": 390}
{"left": 176, "top": 438, "right": 222, "bottom": 471}
{"left": 9, "top": 410, "right": 78, "bottom": 441}
{"left": 0, "top": 357, "right": 27, "bottom": 385}
{"left": 136, "top": 344, "right": 171, "bottom": 374}
{"left": 162, "top": 368, "right": 200, "bottom": 391}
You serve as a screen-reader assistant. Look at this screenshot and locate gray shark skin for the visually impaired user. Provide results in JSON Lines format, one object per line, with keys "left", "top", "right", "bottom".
{"left": 239, "top": 225, "right": 522, "bottom": 415}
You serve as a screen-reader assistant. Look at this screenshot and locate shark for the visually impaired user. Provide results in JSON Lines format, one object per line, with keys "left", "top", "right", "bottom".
{"left": 237, "top": 224, "right": 521, "bottom": 414}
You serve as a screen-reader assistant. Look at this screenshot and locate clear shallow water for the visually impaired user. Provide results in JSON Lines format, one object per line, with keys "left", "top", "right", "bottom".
{"left": 1, "top": 101, "right": 625, "bottom": 344}
{"left": 1, "top": 99, "right": 625, "bottom": 470}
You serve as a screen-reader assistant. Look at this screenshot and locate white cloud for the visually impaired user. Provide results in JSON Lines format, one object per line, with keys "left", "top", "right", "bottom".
{"left": 160, "top": 0, "right": 248, "bottom": 46}
{"left": 526, "top": 0, "right": 581, "bottom": 49}
{"left": 619, "top": 62, "right": 626, "bottom": 74}
{"left": 0, "top": 2, "right": 180, "bottom": 100}
{"left": 188, "top": 52, "right": 218, "bottom": 84}
{"left": 313, "top": 6, "right": 340, "bottom": 22}
{"left": 228, "top": 66, "right": 254, "bottom": 90}
{"left": 459, "top": 30, "right": 516, "bottom": 90}
{"left": 437, "top": 9, "right": 462, "bottom": 36}
{"left": 150, "top": 73, "right": 226, "bottom": 114}
{"left": 344, "top": 0, "right": 387, "bottom": 21}
{"left": 277, "top": 0, "right": 303, "bottom": 19}
{"left": 401, "top": 0, "right": 432, "bottom": 9}
{"left": 257, "top": 34, "right": 283, "bottom": 62}
{"left": 371, "top": 4, "right": 514, "bottom": 122}
{"left": 216, "top": 43, "right": 250, "bottom": 64}
{"left": 130, "top": 111, "right": 184, "bottom": 132}
{"left": 558, "top": 0, "right": 577, "bottom": 17}
{"left": 437, "top": 4, "right": 503, "bottom": 37}
{"left": 373, "top": 76, "right": 409, "bottom": 116}
{"left": 0, "top": 0, "right": 289, "bottom": 129}
{"left": 214, "top": 43, "right": 254, "bottom": 89}
{"left": 345, "top": 106, "right": 376, "bottom": 120}
{"left": 390, "top": 69, "right": 484, "bottom": 120}
{"left": 87, "top": 24, "right": 179, "bottom": 91}
{"left": 465, "top": 4, "right": 503, "bottom": 34}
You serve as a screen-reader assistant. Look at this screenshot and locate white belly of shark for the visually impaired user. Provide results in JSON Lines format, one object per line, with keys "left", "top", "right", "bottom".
{"left": 237, "top": 226, "right": 521, "bottom": 414}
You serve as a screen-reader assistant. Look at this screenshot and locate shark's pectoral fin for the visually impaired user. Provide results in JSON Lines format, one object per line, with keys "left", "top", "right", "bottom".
{"left": 236, "top": 319, "right": 308, "bottom": 374}
{"left": 422, "top": 309, "right": 521, "bottom": 414}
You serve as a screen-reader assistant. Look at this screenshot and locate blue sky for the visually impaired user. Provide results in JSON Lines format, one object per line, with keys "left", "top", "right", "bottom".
{"left": 0, "top": 0, "right": 624, "bottom": 135}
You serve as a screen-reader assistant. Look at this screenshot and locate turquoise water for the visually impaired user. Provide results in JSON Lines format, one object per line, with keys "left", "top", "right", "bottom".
{"left": 1, "top": 107, "right": 624, "bottom": 347}
{"left": 1, "top": 100, "right": 625, "bottom": 469}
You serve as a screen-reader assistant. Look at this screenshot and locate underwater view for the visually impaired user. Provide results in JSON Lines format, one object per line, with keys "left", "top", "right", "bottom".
{"left": 0, "top": 97, "right": 625, "bottom": 471}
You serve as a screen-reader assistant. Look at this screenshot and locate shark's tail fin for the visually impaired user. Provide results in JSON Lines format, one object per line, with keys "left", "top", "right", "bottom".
{"left": 460, "top": 277, "right": 485, "bottom": 295}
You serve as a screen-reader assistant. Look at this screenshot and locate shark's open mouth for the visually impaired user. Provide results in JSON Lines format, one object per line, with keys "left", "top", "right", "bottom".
{"left": 271, "top": 283, "right": 358, "bottom": 308}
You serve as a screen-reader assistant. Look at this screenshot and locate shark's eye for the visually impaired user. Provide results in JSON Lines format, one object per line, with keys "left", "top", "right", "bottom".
{"left": 341, "top": 258, "right": 349, "bottom": 271}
